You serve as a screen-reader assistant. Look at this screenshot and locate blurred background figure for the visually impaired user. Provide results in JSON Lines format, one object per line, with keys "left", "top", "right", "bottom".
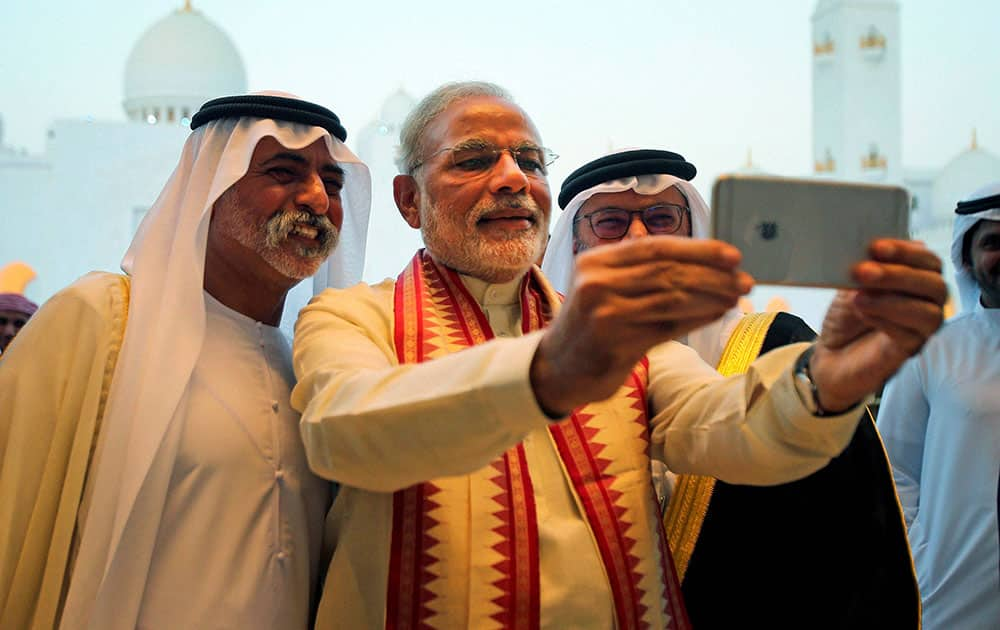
{"left": 0, "top": 261, "right": 38, "bottom": 355}
{"left": 0, "top": 292, "right": 37, "bottom": 354}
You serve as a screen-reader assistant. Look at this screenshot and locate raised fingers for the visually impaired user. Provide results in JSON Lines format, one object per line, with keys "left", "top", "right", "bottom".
{"left": 853, "top": 291, "right": 944, "bottom": 340}
{"left": 575, "top": 259, "right": 753, "bottom": 301}
{"left": 622, "top": 288, "right": 741, "bottom": 324}
{"left": 852, "top": 311, "right": 934, "bottom": 357}
{"left": 852, "top": 261, "right": 948, "bottom": 305}
{"left": 868, "top": 239, "right": 943, "bottom": 272}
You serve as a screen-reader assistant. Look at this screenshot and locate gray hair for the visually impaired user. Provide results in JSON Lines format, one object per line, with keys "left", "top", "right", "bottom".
{"left": 396, "top": 81, "right": 514, "bottom": 174}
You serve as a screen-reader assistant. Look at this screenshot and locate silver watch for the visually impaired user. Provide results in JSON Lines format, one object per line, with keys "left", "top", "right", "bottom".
{"left": 793, "top": 346, "right": 828, "bottom": 417}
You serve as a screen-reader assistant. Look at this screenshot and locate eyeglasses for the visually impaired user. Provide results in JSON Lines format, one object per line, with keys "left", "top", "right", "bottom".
{"left": 574, "top": 204, "right": 690, "bottom": 240}
{"left": 411, "top": 142, "right": 559, "bottom": 177}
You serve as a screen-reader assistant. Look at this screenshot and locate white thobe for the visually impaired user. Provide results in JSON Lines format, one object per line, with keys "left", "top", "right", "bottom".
{"left": 294, "top": 273, "right": 864, "bottom": 629}
{"left": 879, "top": 303, "right": 1000, "bottom": 630}
{"left": 136, "top": 294, "right": 328, "bottom": 629}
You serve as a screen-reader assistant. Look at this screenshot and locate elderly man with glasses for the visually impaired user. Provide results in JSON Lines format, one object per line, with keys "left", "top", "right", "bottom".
{"left": 292, "top": 83, "right": 944, "bottom": 629}
{"left": 544, "top": 148, "right": 921, "bottom": 628}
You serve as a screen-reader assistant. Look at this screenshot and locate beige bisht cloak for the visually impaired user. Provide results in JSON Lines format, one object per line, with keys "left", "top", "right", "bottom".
{"left": 0, "top": 273, "right": 129, "bottom": 629}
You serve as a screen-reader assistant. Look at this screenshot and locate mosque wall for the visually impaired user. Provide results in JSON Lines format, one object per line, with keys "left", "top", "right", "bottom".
{"left": 0, "top": 120, "right": 187, "bottom": 303}
{"left": 355, "top": 117, "right": 422, "bottom": 284}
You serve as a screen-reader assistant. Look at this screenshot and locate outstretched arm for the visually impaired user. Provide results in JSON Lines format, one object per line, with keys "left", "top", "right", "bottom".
{"left": 293, "top": 284, "right": 552, "bottom": 493}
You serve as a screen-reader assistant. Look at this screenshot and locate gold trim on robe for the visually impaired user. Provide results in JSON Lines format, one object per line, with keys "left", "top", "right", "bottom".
{"left": 662, "top": 311, "right": 777, "bottom": 580}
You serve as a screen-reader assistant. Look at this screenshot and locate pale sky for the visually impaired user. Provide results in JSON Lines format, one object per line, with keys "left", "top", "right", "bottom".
{"left": 3, "top": 0, "right": 997, "bottom": 191}
{"left": 2, "top": 0, "right": 997, "bottom": 326}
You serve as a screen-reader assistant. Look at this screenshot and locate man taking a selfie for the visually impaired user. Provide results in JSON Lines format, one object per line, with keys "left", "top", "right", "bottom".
{"left": 292, "top": 81, "right": 945, "bottom": 629}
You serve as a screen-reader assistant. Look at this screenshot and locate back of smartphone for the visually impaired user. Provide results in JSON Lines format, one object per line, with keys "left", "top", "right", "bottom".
{"left": 711, "top": 175, "right": 910, "bottom": 287}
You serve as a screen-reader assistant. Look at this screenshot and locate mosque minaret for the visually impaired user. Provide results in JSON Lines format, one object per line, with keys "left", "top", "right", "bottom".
{"left": 811, "top": 0, "right": 902, "bottom": 183}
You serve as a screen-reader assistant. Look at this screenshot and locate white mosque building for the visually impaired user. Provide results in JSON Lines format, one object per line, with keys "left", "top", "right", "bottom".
{"left": 0, "top": 3, "right": 244, "bottom": 304}
{"left": 0, "top": 2, "right": 420, "bottom": 329}
{"left": 353, "top": 87, "right": 423, "bottom": 283}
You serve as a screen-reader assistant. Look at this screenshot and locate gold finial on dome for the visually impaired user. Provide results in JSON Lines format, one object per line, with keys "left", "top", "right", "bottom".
{"left": 971, "top": 128, "right": 979, "bottom": 150}
{"left": 182, "top": 0, "right": 193, "bottom": 12}
{"left": 744, "top": 147, "right": 754, "bottom": 169}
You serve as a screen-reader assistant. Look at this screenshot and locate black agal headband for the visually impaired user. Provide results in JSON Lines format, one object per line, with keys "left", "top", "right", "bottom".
{"left": 558, "top": 149, "right": 697, "bottom": 209}
{"left": 956, "top": 191, "right": 1000, "bottom": 215}
{"left": 191, "top": 94, "right": 347, "bottom": 142}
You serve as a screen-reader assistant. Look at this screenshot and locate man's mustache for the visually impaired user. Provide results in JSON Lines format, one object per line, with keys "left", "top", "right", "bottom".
{"left": 264, "top": 209, "right": 338, "bottom": 252}
{"left": 473, "top": 195, "right": 544, "bottom": 224}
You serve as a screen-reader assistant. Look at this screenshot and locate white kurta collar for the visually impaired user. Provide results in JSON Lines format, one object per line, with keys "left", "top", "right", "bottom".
{"left": 459, "top": 272, "right": 524, "bottom": 306}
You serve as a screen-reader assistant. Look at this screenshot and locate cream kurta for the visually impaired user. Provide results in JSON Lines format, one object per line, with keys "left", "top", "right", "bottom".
{"left": 292, "top": 274, "right": 863, "bottom": 629}
{"left": 136, "top": 294, "right": 328, "bottom": 629}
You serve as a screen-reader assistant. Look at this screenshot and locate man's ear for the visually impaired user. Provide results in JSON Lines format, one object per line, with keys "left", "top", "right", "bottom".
{"left": 393, "top": 174, "right": 422, "bottom": 229}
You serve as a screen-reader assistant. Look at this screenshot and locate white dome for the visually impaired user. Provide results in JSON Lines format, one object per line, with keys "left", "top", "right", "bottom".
{"left": 123, "top": 6, "right": 247, "bottom": 124}
{"left": 379, "top": 88, "right": 416, "bottom": 126}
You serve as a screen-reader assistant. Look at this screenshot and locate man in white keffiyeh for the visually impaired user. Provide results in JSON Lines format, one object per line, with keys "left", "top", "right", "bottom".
{"left": 879, "top": 182, "right": 1000, "bottom": 629}
{"left": 0, "top": 91, "right": 371, "bottom": 630}
{"left": 542, "top": 148, "right": 741, "bottom": 367}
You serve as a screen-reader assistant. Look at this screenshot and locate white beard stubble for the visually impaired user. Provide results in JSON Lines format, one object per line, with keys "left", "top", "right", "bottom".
{"left": 419, "top": 196, "right": 547, "bottom": 284}
{"left": 213, "top": 191, "right": 340, "bottom": 280}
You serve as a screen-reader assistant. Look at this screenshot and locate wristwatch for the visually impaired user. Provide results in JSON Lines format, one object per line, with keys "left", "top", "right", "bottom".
{"left": 793, "top": 345, "right": 829, "bottom": 417}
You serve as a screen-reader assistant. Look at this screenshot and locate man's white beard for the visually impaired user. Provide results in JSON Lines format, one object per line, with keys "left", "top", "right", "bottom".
{"left": 214, "top": 193, "right": 339, "bottom": 280}
{"left": 419, "top": 195, "right": 547, "bottom": 284}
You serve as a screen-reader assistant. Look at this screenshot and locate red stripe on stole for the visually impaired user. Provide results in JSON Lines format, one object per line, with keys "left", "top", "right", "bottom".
{"left": 655, "top": 509, "right": 690, "bottom": 629}
{"left": 387, "top": 252, "right": 543, "bottom": 629}
{"left": 630, "top": 361, "right": 689, "bottom": 628}
{"left": 387, "top": 484, "right": 423, "bottom": 630}
{"left": 387, "top": 256, "right": 430, "bottom": 630}
{"left": 519, "top": 277, "right": 544, "bottom": 334}
{"left": 488, "top": 445, "right": 541, "bottom": 630}
{"left": 392, "top": 255, "right": 423, "bottom": 364}
{"left": 436, "top": 261, "right": 493, "bottom": 344}
{"left": 549, "top": 416, "right": 644, "bottom": 629}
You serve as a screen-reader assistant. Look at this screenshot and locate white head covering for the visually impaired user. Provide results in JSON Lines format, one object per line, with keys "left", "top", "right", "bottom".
{"left": 542, "top": 149, "right": 741, "bottom": 367}
{"left": 951, "top": 180, "right": 1000, "bottom": 312}
{"left": 60, "top": 92, "right": 371, "bottom": 630}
